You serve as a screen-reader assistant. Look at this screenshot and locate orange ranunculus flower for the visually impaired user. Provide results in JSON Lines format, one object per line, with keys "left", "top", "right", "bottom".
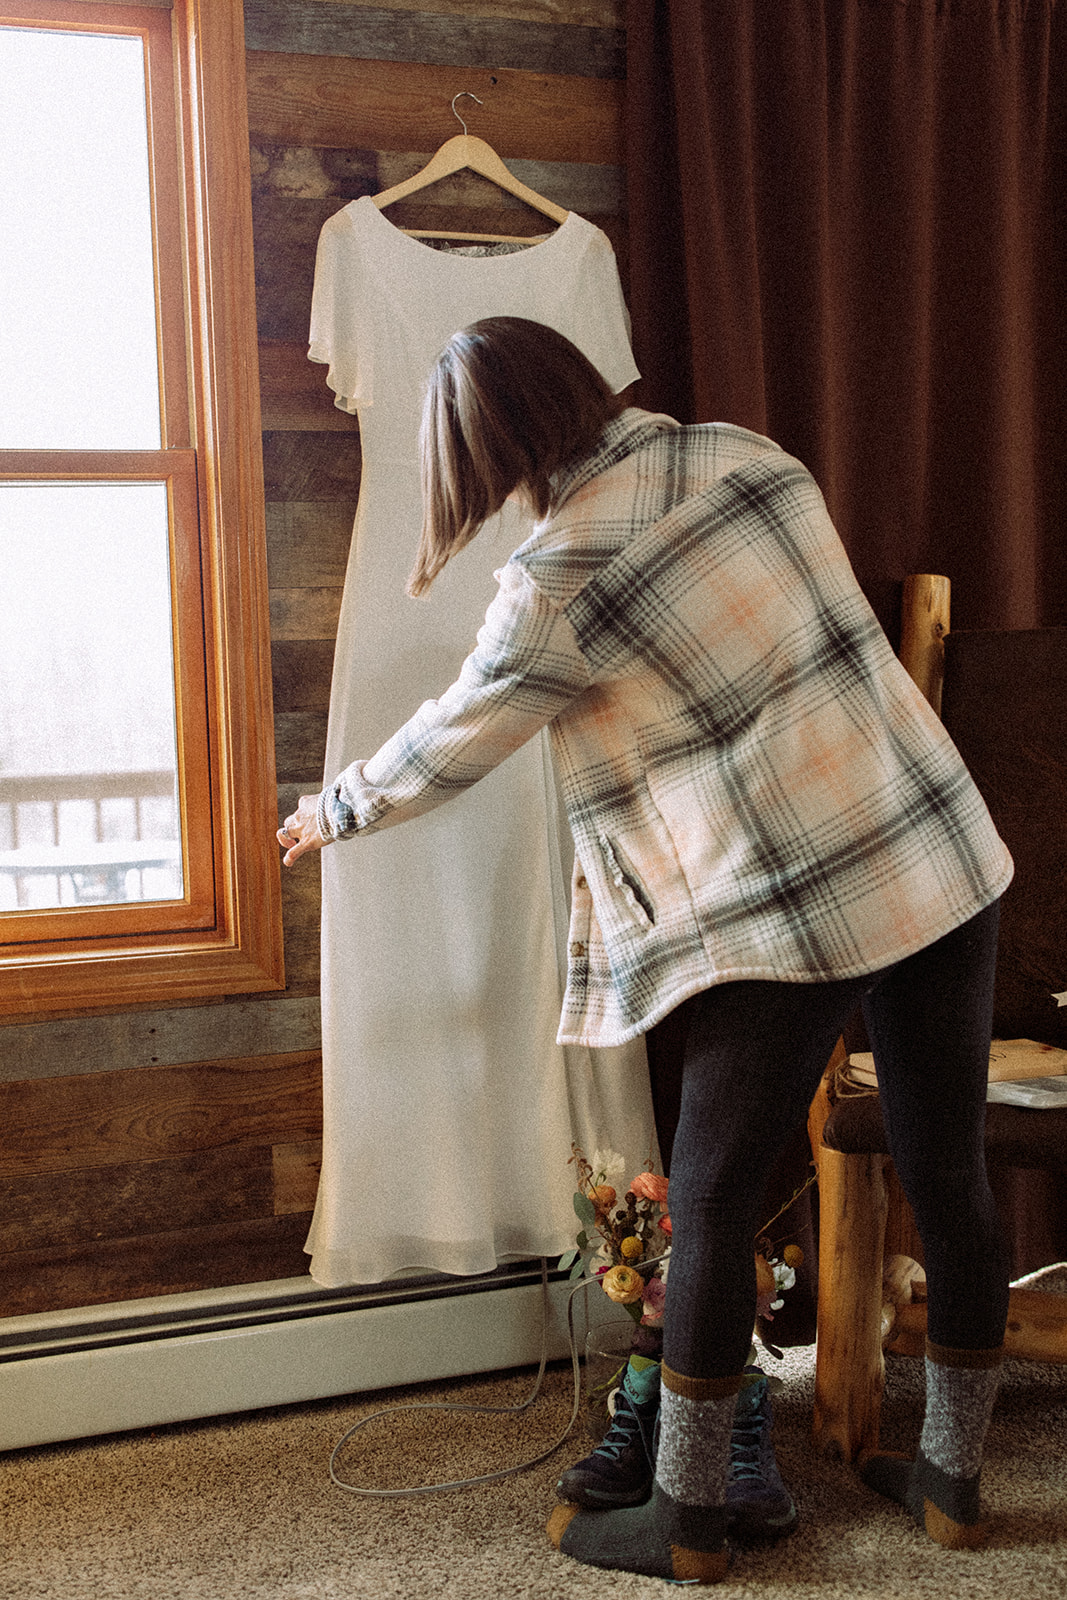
{"left": 659, "top": 1214, "right": 672, "bottom": 1236}
{"left": 589, "top": 1184, "right": 616, "bottom": 1213}
{"left": 630, "top": 1171, "right": 669, "bottom": 1204}
{"left": 601, "top": 1264, "right": 645, "bottom": 1304}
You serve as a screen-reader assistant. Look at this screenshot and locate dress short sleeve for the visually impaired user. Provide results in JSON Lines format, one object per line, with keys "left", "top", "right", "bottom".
{"left": 558, "top": 227, "right": 641, "bottom": 395}
{"left": 308, "top": 206, "right": 368, "bottom": 413}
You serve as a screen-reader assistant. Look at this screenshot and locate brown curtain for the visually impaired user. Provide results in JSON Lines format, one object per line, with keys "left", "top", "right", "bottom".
{"left": 625, "top": 0, "right": 1067, "bottom": 639}
{"left": 626, "top": 2, "right": 1067, "bottom": 1327}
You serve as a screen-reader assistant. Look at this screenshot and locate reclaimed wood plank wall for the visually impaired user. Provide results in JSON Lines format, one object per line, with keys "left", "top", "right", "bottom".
{"left": 0, "top": 0, "right": 627, "bottom": 1318}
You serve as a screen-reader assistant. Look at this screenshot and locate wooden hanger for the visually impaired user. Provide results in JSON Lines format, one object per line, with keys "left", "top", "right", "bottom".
{"left": 371, "top": 94, "right": 569, "bottom": 245}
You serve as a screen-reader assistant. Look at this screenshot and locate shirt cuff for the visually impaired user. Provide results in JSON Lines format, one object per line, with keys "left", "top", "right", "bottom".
{"left": 318, "top": 765, "right": 379, "bottom": 842}
{"left": 315, "top": 788, "right": 338, "bottom": 844}
{"left": 317, "top": 783, "right": 360, "bottom": 844}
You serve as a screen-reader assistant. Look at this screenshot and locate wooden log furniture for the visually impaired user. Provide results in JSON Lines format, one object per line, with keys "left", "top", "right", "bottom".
{"left": 809, "top": 576, "right": 1067, "bottom": 1459}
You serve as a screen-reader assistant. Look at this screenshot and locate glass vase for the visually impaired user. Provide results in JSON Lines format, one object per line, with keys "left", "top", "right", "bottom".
{"left": 582, "top": 1320, "right": 639, "bottom": 1441}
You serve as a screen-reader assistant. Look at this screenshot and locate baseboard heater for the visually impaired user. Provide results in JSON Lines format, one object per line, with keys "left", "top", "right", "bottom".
{"left": 0, "top": 1263, "right": 606, "bottom": 1453}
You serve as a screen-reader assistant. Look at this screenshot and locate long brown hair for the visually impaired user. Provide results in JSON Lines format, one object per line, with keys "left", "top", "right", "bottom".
{"left": 408, "top": 317, "right": 625, "bottom": 596}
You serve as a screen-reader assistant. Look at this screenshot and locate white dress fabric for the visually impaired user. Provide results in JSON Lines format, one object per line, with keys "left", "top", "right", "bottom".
{"left": 304, "top": 197, "right": 658, "bottom": 1286}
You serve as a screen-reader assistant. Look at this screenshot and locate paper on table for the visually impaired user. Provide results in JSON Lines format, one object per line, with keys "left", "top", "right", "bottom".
{"left": 844, "top": 1038, "right": 1067, "bottom": 1099}
{"left": 987, "top": 1039, "right": 1067, "bottom": 1080}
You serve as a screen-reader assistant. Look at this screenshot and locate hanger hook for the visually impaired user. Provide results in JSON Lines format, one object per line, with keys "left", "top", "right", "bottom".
{"left": 451, "top": 92, "right": 484, "bottom": 136}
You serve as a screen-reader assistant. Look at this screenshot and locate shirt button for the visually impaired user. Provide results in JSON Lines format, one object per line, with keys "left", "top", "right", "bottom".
{"left": 569, "top": 941, "right": 588, "bottom": 958}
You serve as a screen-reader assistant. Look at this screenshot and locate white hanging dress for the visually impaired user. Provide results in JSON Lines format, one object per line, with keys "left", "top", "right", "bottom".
{"left": 305, "top": 197, "right": 657, "bottom": 1286}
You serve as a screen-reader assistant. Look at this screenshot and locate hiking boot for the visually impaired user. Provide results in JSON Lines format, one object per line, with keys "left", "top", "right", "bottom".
{"left": 557, "top": 1356, "right": 660, "bottom": 1508}
{"left": 725, "top": 1367, "right": 798, "bottom": 1541}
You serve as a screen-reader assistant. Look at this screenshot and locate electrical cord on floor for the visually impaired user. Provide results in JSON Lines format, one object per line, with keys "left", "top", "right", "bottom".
{"left": 328, "top": 1252, "right": 669, "bottom": 1499}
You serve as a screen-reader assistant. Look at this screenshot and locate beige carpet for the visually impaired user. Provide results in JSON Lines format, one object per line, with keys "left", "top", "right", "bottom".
{"left": 2, "top": 1290, "right": 1065, "bottom": 1599}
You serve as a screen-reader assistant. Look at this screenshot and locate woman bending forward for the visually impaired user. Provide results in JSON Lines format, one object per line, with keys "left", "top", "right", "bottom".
{"left": 280, "top": 316, "right": 1012, "bottom": 1584}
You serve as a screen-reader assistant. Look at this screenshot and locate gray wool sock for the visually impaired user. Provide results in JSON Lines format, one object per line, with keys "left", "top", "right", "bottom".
{"left": 654, "top": 1366, "right": 740, "bottom": 1508}
{"left": 919, "top": 1343, "right": 1003, "bottom": 1480}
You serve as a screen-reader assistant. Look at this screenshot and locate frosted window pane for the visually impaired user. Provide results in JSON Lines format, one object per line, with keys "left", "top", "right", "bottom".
{"left": 0, "top": 483, "right": 182, "bottom": 907}
{"left": 0, "top": 28, "right": 160, "bottom": 449}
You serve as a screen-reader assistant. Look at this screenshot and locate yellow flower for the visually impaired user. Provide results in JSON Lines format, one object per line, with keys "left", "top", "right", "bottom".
{"left": 620, "top": 1236, "right": 644, "bottom": 1261}
{"left": 601, "top": 1264, "right": 645, "bottom": 1304}
{"left": 782, "top": 1244, "right": 804, "bottom": 1270}
{"left": 589, "top": 1184, "right": 616, "bottom": 1214}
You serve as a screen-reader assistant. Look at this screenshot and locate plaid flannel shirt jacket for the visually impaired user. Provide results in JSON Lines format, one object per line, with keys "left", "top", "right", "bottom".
{"left": 319, "top": 409, "right": 1012, "bottom": 1047}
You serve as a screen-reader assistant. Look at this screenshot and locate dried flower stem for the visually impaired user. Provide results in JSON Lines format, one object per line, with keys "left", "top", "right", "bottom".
{"left": 754, "top": 1168, "right": 817, "bottom": 1247}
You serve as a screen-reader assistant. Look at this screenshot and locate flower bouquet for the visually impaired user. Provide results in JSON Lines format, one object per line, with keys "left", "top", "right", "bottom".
{"left": 561, "top": 1144, "right": 811, "bottom": 1433}
{"left": 559, "top": 1146, "right": 671, "bottom": 1332}
{"left": 559, "top": 1147, "right": 670, "bottom": 1438}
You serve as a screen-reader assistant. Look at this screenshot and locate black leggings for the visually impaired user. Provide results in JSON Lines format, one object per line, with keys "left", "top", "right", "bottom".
{"left": 661, "top": 900, "right": 1009, "bottom": 1379}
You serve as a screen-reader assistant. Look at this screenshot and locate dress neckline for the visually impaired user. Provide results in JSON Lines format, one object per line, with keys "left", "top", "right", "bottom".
{"left": 352, "top": 194, "right": 578, "bottom": 264}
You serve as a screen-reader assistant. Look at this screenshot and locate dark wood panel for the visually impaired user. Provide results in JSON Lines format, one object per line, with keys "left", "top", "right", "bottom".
{"left": 0, "top": 1145, "right": 276, "bottom": 1255}
{"left": 244, "top": 0, "right": 626, "bottom": 78}
{"left": 270, "top": 586, "right": 344, "bottom": 640}
{"left": 253, "top": 194, "right": 340, "bottom": 342}
{"left": 251, "top": 140, "right": 378, "bottom": 201}
{"left": 0, "top": 1214, "right": 315, "bottom": 1318}
{"left": 280, "top": 841, "right": 324, "bottom": 941}
{"left": 276, "top": 783, "right": 324, "bottom": 995}
{"left": 245, "top": 54, "right": 624, "bottom": 164}
{"left": 262, "top": 430, "right": 362, "bottom": 499}
{"left": 266, "top": 501, "right": 354, "bottom": 588}
{"left": 278, "top": 885, "right": 323, "bottom": 995}
{"left": 274, "top": 712, "right": 330, "bottom": 784}
{"left": 0, "top": 1052, "right": 323, "bottom": 1179}
{"left": 260, "top": 338, "right": 360, "bottom": 430}
{"left": 0, "top": 996, "right": 321, "bottom": 1084}
{"left": 343, "top": 0, "right": 624, "bottom": 24}
{"left": 276, "top": 801, "right": 325, "bottom": 958}
{"left": 278, "top": 917, "right": 322, "bottom": 996}
{"left": 272, "top": 1138, "right": 323, "bottom": 1215}
{"left": 271, "top": 639, "right": 337, "bottom": 713}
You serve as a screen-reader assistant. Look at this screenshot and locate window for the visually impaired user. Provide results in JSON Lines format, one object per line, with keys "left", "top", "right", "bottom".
{"left": 0, "top": 0, "right": 284, "bottom": 1012}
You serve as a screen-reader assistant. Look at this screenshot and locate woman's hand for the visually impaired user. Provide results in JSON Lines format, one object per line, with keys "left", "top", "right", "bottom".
{"left": 277, "top": 794, "right": 327, "bottom": 867}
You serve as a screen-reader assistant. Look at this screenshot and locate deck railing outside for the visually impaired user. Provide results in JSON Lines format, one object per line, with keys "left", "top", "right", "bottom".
{"left": 0, "top": 770, "right": 181, "bottom": 909}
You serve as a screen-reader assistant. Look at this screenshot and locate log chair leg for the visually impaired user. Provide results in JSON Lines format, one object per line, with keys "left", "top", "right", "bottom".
{"left": 812, "top": 1145, "right": 890, "bottom": 1460}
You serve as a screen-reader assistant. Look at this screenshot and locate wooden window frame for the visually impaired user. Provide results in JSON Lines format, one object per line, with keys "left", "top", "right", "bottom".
{"left": 0, "top": 0, "right": 285, "bottom": 1013}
